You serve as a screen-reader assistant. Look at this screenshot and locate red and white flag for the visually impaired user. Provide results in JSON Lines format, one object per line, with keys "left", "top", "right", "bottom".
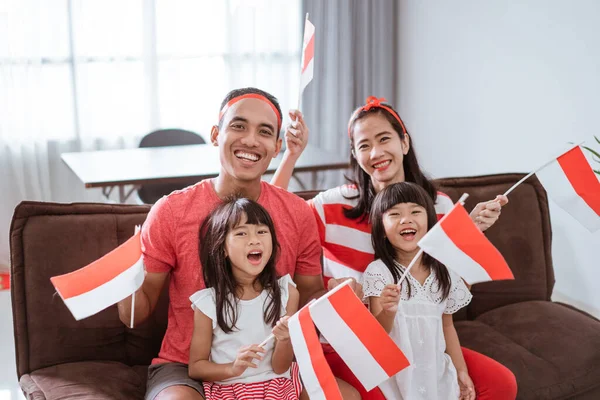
{"left": 289, "top": 303, "right": 343, "bottom": 400}
{"left": 309, "top": 282, "right": 410, "bottom": 392}
{"left": 418, "top": 202, "right": 514, "bottom": 285}
{"left": 535, "top": 145, "right": 600, "bottom": 232}
{"left": 50, "top": 229, "right": 144, "bottom": 320}
{"left": 299, "top": 15, "right": 315, "bottom": 95}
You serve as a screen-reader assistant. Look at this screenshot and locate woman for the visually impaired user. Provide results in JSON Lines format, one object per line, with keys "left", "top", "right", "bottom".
{"left": 271, "top": 97, "right": 517, "bottom": 399}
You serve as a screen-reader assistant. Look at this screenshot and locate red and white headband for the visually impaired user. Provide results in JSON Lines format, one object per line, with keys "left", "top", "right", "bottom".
{"left": 348, "top": 96, "right": 407, "bottom": 137}
{"left": 218, "top": 93, "right": 282, "bottom": 132}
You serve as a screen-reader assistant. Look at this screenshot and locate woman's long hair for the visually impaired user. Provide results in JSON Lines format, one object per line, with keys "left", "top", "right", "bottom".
{"left": 344, "top": 104, "right": 438, "bottom": 222}
{"left": 370, "top": 182, "right": 451, "bottom": 299}
{"left": 199, "top": 197, "right": 282, "bottom": 333}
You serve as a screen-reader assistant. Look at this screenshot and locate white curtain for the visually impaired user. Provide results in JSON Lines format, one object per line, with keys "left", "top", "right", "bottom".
{"left": 300, "top": 0, "right": 399, "bottom": 190}
{"left": 0, "top": 0, "right": 302, "bottom": 268}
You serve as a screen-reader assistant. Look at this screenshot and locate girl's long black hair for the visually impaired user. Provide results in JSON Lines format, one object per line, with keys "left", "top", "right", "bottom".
{"left": 199, "top": 197, "right": 282, "bottom": 333}
{"left": 344, "top": 104, "right": 438, "bottom": 222}
{"left": 370, "top": 182, "right": 451, "bottom": 300}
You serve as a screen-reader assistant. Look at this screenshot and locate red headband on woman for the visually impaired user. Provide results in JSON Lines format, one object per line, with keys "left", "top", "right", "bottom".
{"left": 218, "top": 93, "right": 282, "bottom": 132}
{"left": 347, "top": 96, "right": 407, "bottom": 137}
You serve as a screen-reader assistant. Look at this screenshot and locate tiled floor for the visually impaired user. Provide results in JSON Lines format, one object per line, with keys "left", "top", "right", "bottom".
{"left": 0, "top": 292, "right": 25, "bottom": 400}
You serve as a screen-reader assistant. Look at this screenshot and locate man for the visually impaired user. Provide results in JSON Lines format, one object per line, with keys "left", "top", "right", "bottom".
{"left": 118, "top": 88, "right": 361, "bottom": 400}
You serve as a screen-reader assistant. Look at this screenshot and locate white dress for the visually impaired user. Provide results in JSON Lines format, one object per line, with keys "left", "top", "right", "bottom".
{"left": 189, "top": 274, "right": 296, "bottom": 384}
{"left": 362, "top": 260, "right": 472, "bottom": 400}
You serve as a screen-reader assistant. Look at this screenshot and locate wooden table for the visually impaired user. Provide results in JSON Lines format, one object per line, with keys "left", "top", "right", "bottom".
{"left": 61, "top": 144, "right": 349, "bottom": 202}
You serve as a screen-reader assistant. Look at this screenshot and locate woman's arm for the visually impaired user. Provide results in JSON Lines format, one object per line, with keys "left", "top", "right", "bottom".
{"left": 271, "top": 284, "right": 300, "bottom": 374}
{"left": 368, "top": 284, "right": 400, "bottom": 333}
{"left": 270, "top": 110, "right": 309, "bottom": 190}
{"left": 442, "top": 313, "right": 475, "bottom": 400}
{"left": 189, "top": 309, "right": 264, "bottom": 381}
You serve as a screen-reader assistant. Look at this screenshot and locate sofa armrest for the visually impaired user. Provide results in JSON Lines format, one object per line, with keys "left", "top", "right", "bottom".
{"left": 19, "top": 374, "right": 46, "bottom": 400}
{"left": 556, "top": 302, "right": 600, "bottom": 322}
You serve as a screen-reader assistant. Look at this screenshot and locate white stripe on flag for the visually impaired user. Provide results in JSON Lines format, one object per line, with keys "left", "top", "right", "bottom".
{"left": 323, "top": 258, "right": 364, "bottom": 281}
{"left": 309, "top": 299, "right": 389, "bottom": 391}
{"left": 418, "top": 226, "right": 492, "bottom": 284}
{"left": 62, "top": 256, "right": 145, "bottom": 320}
{"left": 300, "top": 58, "right": 314, "bottom": 94}
{"left": 288, "top": 314, "right": 327, "bottom": 400}
{"left": 536, "top": 159, "right": 600, "bottom": 232}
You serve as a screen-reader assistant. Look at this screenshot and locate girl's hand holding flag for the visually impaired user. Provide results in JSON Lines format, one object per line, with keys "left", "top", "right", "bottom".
{"left": 230, "top": 344, "right": 266, "bottom": 377}
{"left": 380, "top": 284, "right": 400, "bottom": 314}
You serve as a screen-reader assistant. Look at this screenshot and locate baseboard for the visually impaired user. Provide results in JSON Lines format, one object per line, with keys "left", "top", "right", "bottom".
{"left": 552, "top": 291, "right": 600, "bottom": 319}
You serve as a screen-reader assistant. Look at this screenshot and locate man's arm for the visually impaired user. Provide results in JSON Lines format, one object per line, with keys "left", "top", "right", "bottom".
{"left": 294, "top": 273, "right": 326, "bottom": 307}
{"left": 118, "top": 271, "right": 168, "bottom": 326}
{"left": 118, "top": 196, "right": 176, "bottom": 326}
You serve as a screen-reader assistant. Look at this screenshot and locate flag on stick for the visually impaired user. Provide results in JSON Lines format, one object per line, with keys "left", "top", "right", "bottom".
{"left": 298, "top": 13, "right": 315, "bottom": 105}
{"left": 289, "top": 303, "right": 343, "bottom": 400}
{"left": 50, "top": 228, "right": 144, "bottom": 321}
{"left": 503, "top": 142, "right": 600, "bottom": 231}
{"left": 536, "top": 145, "right": 600, "bottom": 232}
{"left": 309, "top": 281, "right": 410, "bottom": 391}
{"left": 418, "top": 197, "right": 514, "bottom": 285}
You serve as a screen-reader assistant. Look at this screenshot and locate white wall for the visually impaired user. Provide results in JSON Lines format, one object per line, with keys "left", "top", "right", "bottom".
{"left": 397, "top": 0, "right": 600, "bottom": 317}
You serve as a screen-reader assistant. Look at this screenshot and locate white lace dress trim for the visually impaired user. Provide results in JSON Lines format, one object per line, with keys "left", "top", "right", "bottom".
{"left": 362, "top": 260, "right": 472, "bottom": 399}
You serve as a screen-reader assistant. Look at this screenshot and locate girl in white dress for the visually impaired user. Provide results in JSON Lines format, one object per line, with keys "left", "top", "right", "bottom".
{"left": 363, "top": 182, "right": 475, "bottom": 400}
{"left": 188, "top": 198, "right": 302, "bottom": 399}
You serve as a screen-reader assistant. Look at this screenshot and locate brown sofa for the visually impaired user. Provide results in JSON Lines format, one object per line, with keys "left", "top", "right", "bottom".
{"left": 9, "top": 173, "right": 600, "bottom": 399}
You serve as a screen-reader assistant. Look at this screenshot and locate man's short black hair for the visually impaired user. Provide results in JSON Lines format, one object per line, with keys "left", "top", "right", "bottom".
{"left": 218, "top": 87, "right": 283, "bottom": 137}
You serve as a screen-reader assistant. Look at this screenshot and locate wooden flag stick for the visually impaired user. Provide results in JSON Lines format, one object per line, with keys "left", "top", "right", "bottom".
{"left": 296, "top": 12, "right": 310, "bottom": 113}
{"left": 130, "top": 292, "right": 135, "bottom": 329}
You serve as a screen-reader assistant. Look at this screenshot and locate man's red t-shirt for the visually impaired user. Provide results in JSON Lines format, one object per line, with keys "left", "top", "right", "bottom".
{"left": 142, "top": 179, "right": 322, "bottom": 365}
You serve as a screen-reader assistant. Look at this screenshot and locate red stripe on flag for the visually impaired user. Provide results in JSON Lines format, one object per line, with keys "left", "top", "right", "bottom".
{"left": 323, "top": 203, "right": 371, "bottom": 233}
{"left": 302, "top": 33, "right": 315, "bottom": 73}
{"left": 328, "top": 285, "right": 409, "bottom": 376}
{"left": 299, "top": 307, "right": 343, "bottom": 399}
{"left": 50, "top": 232, "right": 142, "bottom": 299}
{"left": 440, "top": 205, "right": 513, "bottom": 280}
{"left": 557, "top": 146, "right": 600, "bottom": 215}
{"left": 323, "top": 244, "right": 374, "bottom": 273}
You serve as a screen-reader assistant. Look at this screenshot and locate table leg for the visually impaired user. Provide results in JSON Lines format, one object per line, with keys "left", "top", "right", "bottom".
{"left": 311, "top": 171, "right": 318, "bottom": 190}
{"left": 118, "top": 186, "right": 126, "bottom": 203}
{"left": 291, "top": 174, "right": 307, "bottom": 191}
{"left": 102, "top": 186, "right": 114, "bottom": 201}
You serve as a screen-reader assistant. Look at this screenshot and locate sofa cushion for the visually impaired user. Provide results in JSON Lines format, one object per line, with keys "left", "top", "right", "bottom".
{"left": 436, "top": 174, "right": 554, "bottom": 318}
{"left": 10, "top": 202, "right": 166, "bottom": 377}
{"left": 21, "top": 361, "right": 147, "bottom": 400}
{"left": 456, "top": 301, "right": 600, "bottom": 399}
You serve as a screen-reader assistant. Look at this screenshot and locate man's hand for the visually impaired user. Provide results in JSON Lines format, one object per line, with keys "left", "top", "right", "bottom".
{"left": 327, "top": 277, "right": 364, "bottom": 301}
{"left": 470, "top": 195, "right": 508, "bottom": 232}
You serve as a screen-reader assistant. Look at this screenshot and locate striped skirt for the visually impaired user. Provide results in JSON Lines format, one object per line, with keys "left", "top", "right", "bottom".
{"left": 203, "top": 363, "right": 302, "bottom": 400}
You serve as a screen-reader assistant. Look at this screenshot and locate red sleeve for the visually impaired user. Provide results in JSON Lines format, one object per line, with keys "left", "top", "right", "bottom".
{"left": 294, "top": 200, "right": 323, "bottom": 276}
{"left": 141, "top": 196, "right": 177, "bottom": 273}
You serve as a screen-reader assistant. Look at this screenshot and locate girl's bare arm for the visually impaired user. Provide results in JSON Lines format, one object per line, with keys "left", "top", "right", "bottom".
{"left": 271, "top": 284, "right": 300, "bottom": 374}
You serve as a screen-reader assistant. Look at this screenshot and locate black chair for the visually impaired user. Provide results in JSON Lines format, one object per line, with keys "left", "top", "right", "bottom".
{"left": 137, "top": 129, "right": 205, "bottom": 204}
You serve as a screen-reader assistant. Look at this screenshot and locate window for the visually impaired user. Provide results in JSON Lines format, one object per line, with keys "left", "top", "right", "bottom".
{"left": 0, "top": 0, "right": 302, "bottom": 141}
